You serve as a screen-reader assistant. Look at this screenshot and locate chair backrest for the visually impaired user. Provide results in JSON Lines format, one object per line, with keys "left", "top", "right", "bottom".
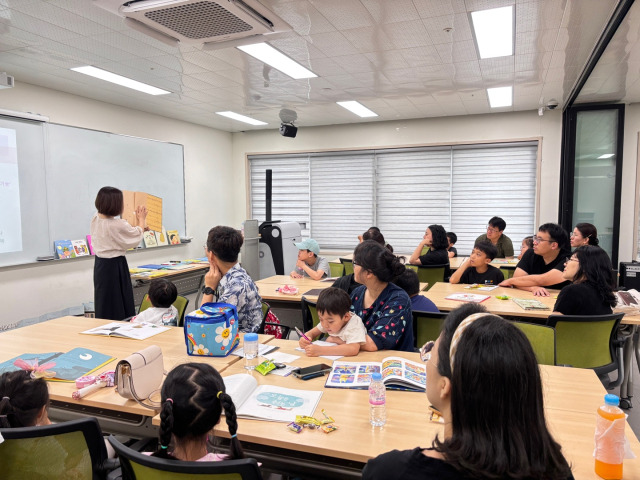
{"left": 339, "top": 258, "right": 354, "bottom": 275}
{"left": 500, "top": 267, "right": 515, "bottom": 280}
{"left": 412, "top": 310, "right": 447, "bottom": 348}
{"left": 546, "top": 313, "right": 624, "bottom": 370}
{"left": 0, "top": 417, "right": 109, "bottom": 480}
{"left": 139, "top": 294, "right": 189, "bottom": 326}
{"left": 329, "top": 262, "right": 345, "bottom": 277}
{"left": 415, "top": 264, "right": 448, "bottom": 290}
{"left": 513, "top": 321, "right": 556, "bottom": 366}
{"left": 108, "top": 436, "right": 263, "bottom": 480}
{"left": 300, "top": 296, "right": 320, "bottom": 332}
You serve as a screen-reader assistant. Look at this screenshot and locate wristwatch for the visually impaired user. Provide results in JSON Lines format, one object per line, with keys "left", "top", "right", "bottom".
{"left": 202, "top": 286, "right": 215, "bottom": 295}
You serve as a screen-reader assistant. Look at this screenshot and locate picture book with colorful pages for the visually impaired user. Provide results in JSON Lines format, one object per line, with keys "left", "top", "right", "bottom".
{"left": 156, "top": 227, "right": 169, "bottom": 246}
{"left": 0, "top": 348, "right": 115, "bottom": 382}
{"left": 445, "top": 293, "right": 490, "bottom": 303}
{"left": 224, "top": 374, "right": 322, "bottom": 422}
{"left": 54, "top": 240, "right": 76, "bottom": 259}
{"left": 129, "top": 267, "right": 152, "bottom": 274}
{"left": 167, "top": 230, "right": 181, "bottom": 245}
{"left": 325, "top": 357, "right": 426, "bottom": 392}
{"left": 80, "top": 322, "right": 170, "bottom": 340}
{"left": 511, "top": 298, "right": 550, "bottom": 311}
{"left": 72, "top": 239, "right": 90, "bottom": 256}
{"left": 86, "top": 235, "right": 94, "bottom": 255}
{"left": 143, "top": 230, "right": 158, "bottom": 248}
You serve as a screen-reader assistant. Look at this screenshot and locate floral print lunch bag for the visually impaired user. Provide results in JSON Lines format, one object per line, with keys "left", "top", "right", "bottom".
{"left": 184, "top": 303, "right": 240, "bottom": 357}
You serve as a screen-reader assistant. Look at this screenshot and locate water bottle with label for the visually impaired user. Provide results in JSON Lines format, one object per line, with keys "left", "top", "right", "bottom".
{"left": 369, "top": 372, "right": 386, "bottom": 427}
{"left": 595, "top": 394, "right": 626, "bottom": 479}
{"left": 243, "top": 333, "right": 259, "bottom": 370}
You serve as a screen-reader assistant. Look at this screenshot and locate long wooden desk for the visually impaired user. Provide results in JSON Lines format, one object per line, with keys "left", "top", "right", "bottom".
{"left": 192, "top": 339, "right": 640, "bottom": 480}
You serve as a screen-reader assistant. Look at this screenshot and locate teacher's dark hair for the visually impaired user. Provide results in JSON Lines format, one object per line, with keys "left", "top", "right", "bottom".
{"left": 206, "top": 226, "right": 243, "bottom": 263}
{"left": 0, "top": 371, "right": 50, "bottom": 428}
{"left": 95, "top": 186, "right": 124, "bottom": 217}
{"left": 572, "top": 246, "right": 616, "bottom": 308}
{"left": 353, "top": 240, "right": 405, "bottom": 283}
{"left": 428, "top": 224, "right": 449, "bottom": 250}
{"left": 575, "top": 223, "right": 599, "bottom": 246}
{"left": 434, "top": 309, "right": 572, "bottom": 479}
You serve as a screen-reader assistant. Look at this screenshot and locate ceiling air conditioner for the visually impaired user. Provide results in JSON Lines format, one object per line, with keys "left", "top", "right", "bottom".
{"left": 94, "top": 0, "right": 291, "bottom": 48}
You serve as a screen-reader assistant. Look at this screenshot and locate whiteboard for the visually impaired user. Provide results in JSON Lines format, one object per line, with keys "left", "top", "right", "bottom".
{"left": 0, "top": 118, "right": 185, "bottom": 268}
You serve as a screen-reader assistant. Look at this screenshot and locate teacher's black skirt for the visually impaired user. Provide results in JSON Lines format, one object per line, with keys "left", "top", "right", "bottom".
{"left": 94, "top": 255, "right": 135, "bottom": 320}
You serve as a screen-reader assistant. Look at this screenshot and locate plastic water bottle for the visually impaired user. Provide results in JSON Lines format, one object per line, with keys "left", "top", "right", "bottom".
{"left": 369, "top": 372, "right": 386, "bottom": 427}
{"left": 243, "top": 333, "right": 259, "bottom": 370}
{"left": 595, "top": 394, "right": 626, "bottom": 479}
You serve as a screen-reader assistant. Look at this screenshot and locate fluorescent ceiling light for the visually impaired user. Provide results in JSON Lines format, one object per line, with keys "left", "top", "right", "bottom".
{"left": 471, "top": 6, "right": 514, "bottom": 59}
{"left": 71, "top": 66, "right": 170, "bottom": 95}
{"left": 215, "top": 111, "right": 267, "bottom": 126}
{"left": 598, "top": 153, "right": 615, "bottom": 159}
{"left": 237, "top": 43, "right": 317, "bottom": 79}
{"left": 487, "top": 86, "right": 512, "bottom": 108}
{"left": 336, "top": 101, "right": 378, "bottom": 118}
{"left": 123, "top": 0, "right": 185, "bottom": 12}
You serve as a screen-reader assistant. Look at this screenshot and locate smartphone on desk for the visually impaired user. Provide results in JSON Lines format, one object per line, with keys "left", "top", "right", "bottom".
{"left": 291, "top": 363, "right": 332, "bottom": 380}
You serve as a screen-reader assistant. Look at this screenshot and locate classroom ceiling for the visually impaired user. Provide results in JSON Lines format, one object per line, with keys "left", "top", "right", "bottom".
{"left": 0, "top": 0, "right": 624, "bottom": 132}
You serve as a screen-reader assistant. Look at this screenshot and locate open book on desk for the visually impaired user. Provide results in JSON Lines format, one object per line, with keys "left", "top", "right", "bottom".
{"left": 81, "top": 322, "right": 170, "bottom": 340}
{"left": 224, "top": 374, "right": 322, "bottom": 422}
{"left": 325, "top": 357, "right": 426, "bottom": 392}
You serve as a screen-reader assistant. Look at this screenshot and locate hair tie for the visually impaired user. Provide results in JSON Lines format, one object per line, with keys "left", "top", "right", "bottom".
{"left": 230, "top": 434, "right": 237, "bottom": 439}
{"left": 217, "top": 391, "right": 223, "bottom": 399}
{"left": 166, "top": 398, "right": 173, "bottom": 404}
{"left": 449, "top": 313, "right": 486, "bottom": 372}
{"left": 1, "top": 396, "right": 9, "bottom": 402}
{"left": 160, "top": 445, "right": 168, "bottom": 450}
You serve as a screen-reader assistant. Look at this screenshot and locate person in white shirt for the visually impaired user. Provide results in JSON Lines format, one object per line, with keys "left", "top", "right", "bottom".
{"left": 299, "top": 287, "right": 367, "bottom": 357}
{"left": 90, "top": 186, "right": 147, "bottom": 320}
{"left": 131, "top": 278, "right": 178, "bottom": 326}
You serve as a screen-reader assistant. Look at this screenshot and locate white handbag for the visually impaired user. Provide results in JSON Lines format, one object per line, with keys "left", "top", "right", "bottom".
{"left": 115, "top": 345, "right": 164, "bottom": 409}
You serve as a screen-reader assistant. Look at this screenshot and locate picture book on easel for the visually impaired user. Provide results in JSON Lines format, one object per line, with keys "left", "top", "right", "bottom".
{"left": 54, "top": 240, "right": 76, "bottom": 259}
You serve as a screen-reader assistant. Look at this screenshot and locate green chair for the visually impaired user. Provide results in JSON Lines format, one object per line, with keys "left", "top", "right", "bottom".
{"left": 412, "top": 310, "right": 447, "bottom": 349}
{"left": 108, "top": 436, "right": 262, "bottom": 480}
{"left": 500, "top": 267, "right": 515, "bottom": 280}
{"left": 513, "top": 321, "right": 556, "bottom": 365}
{"left": 339, "top": 258, "right": 354, "bottom": 275}
{"left": 139, "top": 293, "right": 189, "bottom": 326}
{"left": 257, "top": 301, "right": 291, "bottom": 339}
{"left": 0, "top": 417, "right": 118, "bottom": 480}
{"left": 546, "top": 313, "right": 625, "bottom": 387}
{"left": 414, "top": 264, "right": 448, "bottom": 291}
{"left": 300, "top": 296, "right": 321, "bottom": 333}
{"left": 329, "top": 262, "right": 345, "bottom": 277}
{"left": 420, "top": 245, "right": 430, "bottom": 256}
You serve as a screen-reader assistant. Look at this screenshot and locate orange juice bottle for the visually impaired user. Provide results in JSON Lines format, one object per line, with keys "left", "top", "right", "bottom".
{"left": 595, "top": 394, "right": 626, "bottom": 479}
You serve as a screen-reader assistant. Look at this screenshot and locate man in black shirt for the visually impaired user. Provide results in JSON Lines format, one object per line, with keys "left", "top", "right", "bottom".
{"left": 499, "top": 223, "right": 570, "bottom": 295}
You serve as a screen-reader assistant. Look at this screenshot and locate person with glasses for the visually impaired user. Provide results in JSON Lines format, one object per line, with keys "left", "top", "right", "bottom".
{"left": 362, "top": 304, "right": 573, "bottom": 480}
{"left": 570, "top": 222, "right": 599, "bottom": 249}
{"left": 499, "top": 223, "right": 571, "bottom": 295}
{"left": 552, "top": 246, "right": 616, "bottom": 315}
{"left": 201, "top": 226, "right": 262, "bottom": 333}
{"left": 475, "top": 216, "right": 514, "bottom": 258}
{"left": 351, "top": 240, "right": 414, "bottom": 352}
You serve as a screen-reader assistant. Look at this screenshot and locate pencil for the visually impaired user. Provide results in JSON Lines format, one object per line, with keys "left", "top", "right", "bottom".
{"left": 295, "top": 326, "right": 311, "bottom": 342}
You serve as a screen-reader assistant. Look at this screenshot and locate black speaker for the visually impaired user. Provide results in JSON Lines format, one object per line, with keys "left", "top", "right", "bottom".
{"left": 619, "top": 262, "right": 640, "bottom": 290}
{"left": 279, "top": 123, "right": 297, "bottom": 138}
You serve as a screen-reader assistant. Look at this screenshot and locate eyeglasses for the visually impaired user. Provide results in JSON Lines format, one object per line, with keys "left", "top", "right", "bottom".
{"left": 532, "top": 236, "right": 555, "bottom": 244}
{"left": 486, "top": 226, "right": 499, "bottom": 233}
{"left": 420, "top": 340, "right": 435, "bottom": 362}
{"left": 352, "top": 259, "right": 359, "bottom": 266}
{"left": 565, "top": 257, "right": 579, "bottom": 264}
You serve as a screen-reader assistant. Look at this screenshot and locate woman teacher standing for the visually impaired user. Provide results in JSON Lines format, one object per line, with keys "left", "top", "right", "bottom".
{"left": 91, "top": 186, "right": 147, "bottom": 320}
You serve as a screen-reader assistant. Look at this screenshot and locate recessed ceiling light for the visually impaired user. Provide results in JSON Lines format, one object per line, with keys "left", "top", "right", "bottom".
{"left": 487, "top": 86, "right": 512, "bottom": 108}
{"left": 598, "top": 153, "right": 615, "bottom": 159}
{"left": 215, "top": 111, "right": 267, "bottom": 126}
{"left": 336, "top": 101, "right": 378, "bottom": 118}
{"left": 471, "top": 6, "right": 514, "bottom": 59}
{"left": 237, "top": 43, "right": 317, "bottom": 80}
{"left": 70, "top": 66, "right": 170, "bottom": 95}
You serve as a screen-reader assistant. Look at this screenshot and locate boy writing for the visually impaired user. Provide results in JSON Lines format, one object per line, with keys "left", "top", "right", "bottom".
{"left": 290, "top": 238, "right": 330, "bottom": 280}
{"left": 131, "top": 278, "right": 178, "bottom": 326}
{"left": 299, "top": 287, "right": 367, "bottom": 357}
{"left": 449, "top": 241, "right": 504, "bottom": 285}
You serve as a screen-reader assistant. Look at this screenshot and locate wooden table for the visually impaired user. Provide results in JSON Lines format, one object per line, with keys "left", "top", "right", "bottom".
{"left": 0, "top": 316, "right": 273, "bottom": 435}
{"left": 170, "top": 339, "right": 640, "bottom": 480}
{"left": 255, "top": 276, "right": 333, "bottom": 302}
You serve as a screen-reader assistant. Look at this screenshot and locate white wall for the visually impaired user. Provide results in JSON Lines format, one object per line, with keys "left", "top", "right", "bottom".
{"left": 0, "top": 82, "right": 234, "bottom": 327}
{"left": 621, "top": 103, "right": 640, "bottom": 262}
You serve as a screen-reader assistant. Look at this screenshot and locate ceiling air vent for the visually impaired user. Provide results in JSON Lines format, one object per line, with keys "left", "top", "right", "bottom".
{"left": 94, "top": 0, "right": 291, "bottom": 47}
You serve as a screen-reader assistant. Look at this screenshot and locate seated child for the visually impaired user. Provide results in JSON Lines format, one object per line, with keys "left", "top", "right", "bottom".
{"left": 449, "top": 241, "right": 504, "bottom": 285}
{"left": 131, "top": 278, "right": 178, "bottom": 326}
{"left": 393, "top": 269, "right": 438, "bottom": 313}
{"left": 151, "top": 363, "right": 244, "bottom": 461}
{"left": 519, "top": 235, "right": 534, "bottom": 260}
{"left": 299, "top": 287, "right": 367, "bottom": 357}
{"left": 290, "top": 238, "right": 330, "bottom": 280}
{"left": 446, "top": 232, "right": 458, "bottom": 258}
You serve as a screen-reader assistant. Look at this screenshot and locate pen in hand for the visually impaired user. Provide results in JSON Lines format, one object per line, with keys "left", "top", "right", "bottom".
{"left": 295, "top": 326, "right": 311, "bottom": 342}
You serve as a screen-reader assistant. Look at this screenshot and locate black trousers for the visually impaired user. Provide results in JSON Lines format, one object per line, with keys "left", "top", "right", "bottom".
{"left": 94, "top": 255, "right": 135, "bottom": 320}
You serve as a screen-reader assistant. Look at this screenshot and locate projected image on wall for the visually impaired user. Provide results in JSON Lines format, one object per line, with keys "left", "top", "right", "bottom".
{"left": 0, "top": 127, "right": 22, "bottom": 253}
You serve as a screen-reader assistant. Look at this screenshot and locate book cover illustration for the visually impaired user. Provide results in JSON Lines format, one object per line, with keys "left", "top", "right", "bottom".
{"left": 72, "top": 239, "right": 90, "bottom": 256}
{"left": 143, "top": 230, "right": 158, "bottom": 248}
{"left": 511, "top": 298, "right": 550, "bottom": 310}
{"left": 167, "top": 230, "right": 180, "bottom": 245}
{"left": 156, "top": 227, "right": 169, "bottom": 246}
{"left": 54, "top": 240, "right": 76, "bottom": 259}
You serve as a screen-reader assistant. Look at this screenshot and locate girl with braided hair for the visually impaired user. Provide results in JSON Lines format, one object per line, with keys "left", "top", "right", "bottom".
{"left": 151, "top": 362, "right": 244, "bottom": 461}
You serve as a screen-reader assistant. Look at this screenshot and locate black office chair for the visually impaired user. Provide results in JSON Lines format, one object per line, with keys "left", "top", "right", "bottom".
{"left": 108, "top": 436, "right": 263, "bottom": 480}
{"left": 0, "top": 417, "right": 118, "bottom": 480}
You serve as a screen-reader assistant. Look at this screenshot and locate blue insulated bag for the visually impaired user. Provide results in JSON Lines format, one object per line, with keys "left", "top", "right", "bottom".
{"left": 184, "top": 303, "right": 240, "bottom": 357}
